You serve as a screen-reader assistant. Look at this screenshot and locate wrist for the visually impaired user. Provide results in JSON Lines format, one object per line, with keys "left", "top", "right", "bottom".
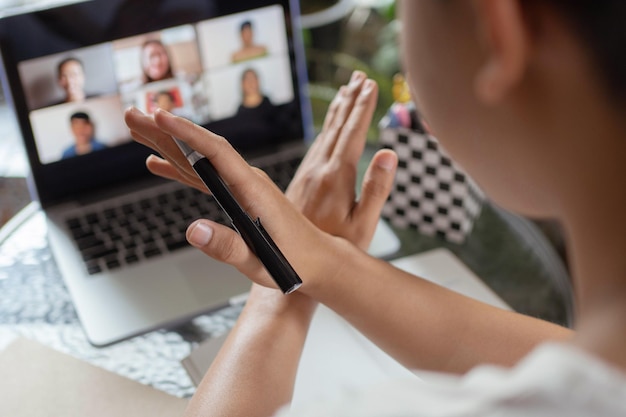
{"left": 299, "top": 233, "right": 364, "bottom": 303}
{"left": 244, "top": 284, "right": 317, "bottom": 323}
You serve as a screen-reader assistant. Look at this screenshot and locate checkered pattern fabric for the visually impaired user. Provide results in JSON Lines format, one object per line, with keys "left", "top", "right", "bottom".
{"left": 379, "top": 128, "right": 485, "bottom": 244}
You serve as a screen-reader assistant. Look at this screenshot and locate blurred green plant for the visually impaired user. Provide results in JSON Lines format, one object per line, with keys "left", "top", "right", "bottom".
{"left": 303, "top": 2, "right": 399, "bottom": 143}
{"left": 306, "top": 49, "right": 394, "bottom": 142}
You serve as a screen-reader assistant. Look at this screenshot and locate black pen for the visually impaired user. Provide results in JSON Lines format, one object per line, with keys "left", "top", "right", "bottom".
{"left": 173, "top": 138, "right": 302, "bottom": 294}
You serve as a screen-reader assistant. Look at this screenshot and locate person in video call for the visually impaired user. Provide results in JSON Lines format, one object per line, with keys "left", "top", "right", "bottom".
{"left": 141, "top": 39, "right": 174, "bottom": 84}
{"left": 152, "top": 89, "right": 195, "bottom": 120}
{"left": 153, "top": 90, "right": 177, "bottom": 112}
{"left": 62, "top": 111, "right": 107, "bottom": 159}
{"left": 236, "top": 68, "right": 274, "bottom": 115}
{"left": 233, "top": 68, "right": 278, "bottom": 145}
{"left": 231, "top": 20, "right": 268, "bottom": 63}
{"left": 54, "top": 57, "right": 88, "bottom": 105}
{"left": 125, "top": 0, "right": 626, "bottom": 415}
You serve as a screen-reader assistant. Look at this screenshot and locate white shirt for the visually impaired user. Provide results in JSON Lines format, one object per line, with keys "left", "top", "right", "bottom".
{"left": 277, "top": 343, "right": 626, "bottom": 416}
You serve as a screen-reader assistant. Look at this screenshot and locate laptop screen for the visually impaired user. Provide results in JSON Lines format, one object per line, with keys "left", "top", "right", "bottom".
{"left": 0, "top": 0, "right": 311, "bottom": 206}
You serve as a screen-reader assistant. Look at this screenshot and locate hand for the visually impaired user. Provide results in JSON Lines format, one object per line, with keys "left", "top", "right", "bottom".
{"left": 126, "top": 106, "right": 315, "bottom": 290}
{"left": 137, "top": 71, "right": 397, "bottom": 250}
{"left": 287, "top": 71, "right": 398, "bottom": 250}
{"left": 125, "top": 73, "right": 397, "bottom": 292}
{"left": 244, "top": 72, "right": 397, "bottom": 309}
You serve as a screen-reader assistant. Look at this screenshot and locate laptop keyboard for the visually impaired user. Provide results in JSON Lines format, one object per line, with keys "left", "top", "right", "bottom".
{"left": 65, "top": 154, "right": 302, "bottom": 275}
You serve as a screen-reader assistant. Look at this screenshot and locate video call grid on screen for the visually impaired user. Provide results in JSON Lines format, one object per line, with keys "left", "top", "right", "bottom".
{"left": 16, "top": 4, "right": 294, "bottom": 165}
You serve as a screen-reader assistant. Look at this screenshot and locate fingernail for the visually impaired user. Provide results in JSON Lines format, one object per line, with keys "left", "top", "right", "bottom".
{"left": 350, "top": 71, "right": 365, "bottom": 85}
{"left": 154, "top": 108, "right": 173, "bottom": 118}
{"left": 376, "top": 152, "right": 397, "bottom": 172}
{"left": 127, "top": 106, "right": 146, "bottom": 116}
{"left": 188, "top": 221, "right": 213, "bottom": 247}
{"left": 362, "top": 79, "right": 375, "bottom": 94}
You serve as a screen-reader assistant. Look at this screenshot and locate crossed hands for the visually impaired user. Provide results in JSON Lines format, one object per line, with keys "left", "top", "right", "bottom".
{"left": 125, "top": 71, "right": 397, "bottom": 298}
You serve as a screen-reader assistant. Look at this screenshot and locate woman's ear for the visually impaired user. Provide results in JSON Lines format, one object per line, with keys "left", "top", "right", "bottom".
{"left": 473, "top": 0, "right": 530, "bottom": 104}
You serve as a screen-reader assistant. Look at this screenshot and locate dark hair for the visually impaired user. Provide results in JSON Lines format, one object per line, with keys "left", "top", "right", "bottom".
{"left": 141, "top": 39, "right": 174, "bottom": 83}
{"left": 241, "top": 68, "right": 259, "bottom": 81}
{"left": 57, "top": 57, "right": 83, "bottom": 78}
{"left": 540, "top": 1, "right": 626, "bottom": 105}
{"left": 240, "top": 20, "right": 252, "bottom": 32}
{"left": 70, "top": 111, "right": 91, "bottom": 123}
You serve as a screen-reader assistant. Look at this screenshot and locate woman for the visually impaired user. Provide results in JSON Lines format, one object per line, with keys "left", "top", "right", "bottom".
{"left": 235, "top": 68, "right": 274, "bottom": 114}
{"left": 141, "top": 39, "right": 174, "bottom": 84}
{"left": 233, "top": 68, "right": 278, "bottom": 146}
{"left": 125, "top": 0, "right": 626, "bottom": 415}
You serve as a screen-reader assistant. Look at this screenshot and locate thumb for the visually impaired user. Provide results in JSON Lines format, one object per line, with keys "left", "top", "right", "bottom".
{"left": 186, "top": 219, "right": 275, "bottom": 288}
{"left": 353, "top": 149, "right": 398, "bottom": 239}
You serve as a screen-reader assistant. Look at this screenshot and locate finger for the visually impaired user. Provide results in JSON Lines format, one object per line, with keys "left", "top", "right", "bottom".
{"left": 331, "top": 79, "right": 379, "bottom": 167}
{"left": 324, "top": 71, "right": 367, "bottom": 134}
{"left": 152, "top": 109, "right": 260, "bottom": 193}
{"left": 321, "top": 85, "right": 344, "bottom": 133}
{"left": 317, "top": 71, "right": 367, "bottom": 159}
{"left": 126, "top": 110, "right": 198, "bottom": 176}
{"left": 126, "top": 108, "right": 180, "bottom": 154}
{"left": 145, "top": 155, "right": 206, "bottom": 192}
{"left": 186, "top": 219, "right": 275, "bottom": 288}
{"left": 353, "top": 149, "right": 398, "bottom": 239}
{"left": 131, "top": 129, "right": 199, "bottom": 185}
{"left": 302, "top": 86, "right": 346, "bottom": 163}
{"left": 305, "top": 71, "right": 367, "bottom": 163}
{"left": 128, "top": 108, "right": 267, "bottom": 209}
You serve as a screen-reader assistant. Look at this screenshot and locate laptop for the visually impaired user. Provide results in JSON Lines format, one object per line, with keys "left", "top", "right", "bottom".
{"left": 0, "top": 0, "right": 400, "bottom": 347}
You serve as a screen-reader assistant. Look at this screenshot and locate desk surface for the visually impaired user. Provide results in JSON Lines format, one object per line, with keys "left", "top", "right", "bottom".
{"left": 0, "top": 206, "right": 240, "bottom": 398}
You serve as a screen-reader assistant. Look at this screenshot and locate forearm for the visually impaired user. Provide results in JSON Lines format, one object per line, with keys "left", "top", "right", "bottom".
{"left": 307, "top": 237, "right": 573, "bottom": 373}
{"left": 183, "top": 288, "right": 316, "bottom": 417}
